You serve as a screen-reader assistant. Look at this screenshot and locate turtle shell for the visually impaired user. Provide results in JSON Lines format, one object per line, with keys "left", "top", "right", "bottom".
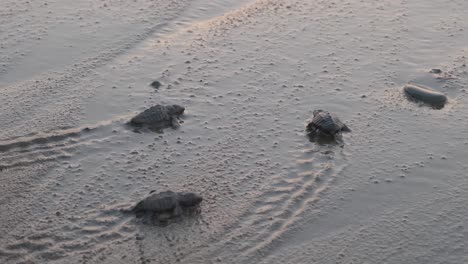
{"left": 130, "top": 105, "right": 171, "bottom": 127}
{"left": 133, "top": 191, "right": 178, "bottom": 213}
{"left": 307, "top": 110, "right": 350, "bottom": 135}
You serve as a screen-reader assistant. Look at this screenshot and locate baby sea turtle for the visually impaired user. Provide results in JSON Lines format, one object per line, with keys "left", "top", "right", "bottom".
{"left": 129, "top": 104, "right": 185, "bottom": 132}
{"left": 131, "top": 190, "right": 202, "bottom": 223}
{"left": 306, "top": 110, "right": 351, "bottom": 143}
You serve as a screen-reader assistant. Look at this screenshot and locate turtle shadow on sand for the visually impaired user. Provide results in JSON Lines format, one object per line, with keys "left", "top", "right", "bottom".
{"left": 135, "top": 206, "right": 203, "bottom": 227}
{"left": 306, "top": 131, "right": 345, "bottom": 146}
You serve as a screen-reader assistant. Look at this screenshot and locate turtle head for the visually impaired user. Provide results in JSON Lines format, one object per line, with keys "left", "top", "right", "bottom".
{"left": 313, "top": 109, "right": 324, "bottom": 116}
{"left": 168, "top": 105, "right": 185, "bottom": 115}
{"left": 177, "top": 192, "right": 203, "bottom": 207}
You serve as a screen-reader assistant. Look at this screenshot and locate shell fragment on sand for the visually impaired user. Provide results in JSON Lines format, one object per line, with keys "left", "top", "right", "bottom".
{"left": 403, "top": 83, "right": 448, "bottom": 108}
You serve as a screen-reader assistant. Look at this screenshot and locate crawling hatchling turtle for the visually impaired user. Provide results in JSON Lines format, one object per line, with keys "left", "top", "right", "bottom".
{"left": 131, "top": 190, "right": 202, "bottom": 223}
{"left": 306, "top": 110, "right": 351, "bottom": 142}
{"left": 129, "top": 104, "right": 185, "bottom": 132}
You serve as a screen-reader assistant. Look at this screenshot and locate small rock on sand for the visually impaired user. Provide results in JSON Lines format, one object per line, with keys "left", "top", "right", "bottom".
{"left": 150, "top": 80, "right": 162, "bottom": 89}
{"left": 403, "top": 83, "right": 448, "bottom": 108}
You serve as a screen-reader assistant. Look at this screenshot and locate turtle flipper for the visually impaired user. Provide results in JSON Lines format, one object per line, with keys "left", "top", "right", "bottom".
{"left": 335, "top": 133, "right": 345, "bottom": 147}
{"left": 130, "top": 201, "right": 147, "bottom": 218}
{"left": 155, "top": 212, "right": 171, "bottom": 225}
{"left": 170, "top": 117, "right": 180, "bottom": 129}
{"left": 305, "top": 122, "right": 315, "bottom": 133}
{"left": 131, "top": 201, "right": 144, "bottom": 213}
{"left": 341, "top": 124, "right": 351, "bottom": 132}
{"left": 173, "top": 204, "right": 183, "bottom": 217}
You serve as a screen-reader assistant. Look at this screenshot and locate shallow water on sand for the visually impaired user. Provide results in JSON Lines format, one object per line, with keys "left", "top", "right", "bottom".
{"left": 1, "top": 0, "right": 468, "bottom": 263}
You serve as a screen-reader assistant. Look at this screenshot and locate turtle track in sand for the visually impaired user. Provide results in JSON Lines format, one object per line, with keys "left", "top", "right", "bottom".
{"left": 0, "top": 140, "right": 349, "bottom": 264}
{"left": 0, "top": 206, "right": 136, "bottom": 263}
{"left": 184, "top": 142, "right": 349, "bottom": 263}
{"left": 0, "top": 202, "right": 206, "bottom": 263}
{"left": 0, "top": 115, "right": 134, "bottom": 172}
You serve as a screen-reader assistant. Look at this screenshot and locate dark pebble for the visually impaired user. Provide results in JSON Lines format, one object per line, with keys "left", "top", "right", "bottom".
{"left": 403, "top": 83, "right": 447, "bottom": 108}
{"left": 150, "top": 81, "right": 162, "bottom": 89}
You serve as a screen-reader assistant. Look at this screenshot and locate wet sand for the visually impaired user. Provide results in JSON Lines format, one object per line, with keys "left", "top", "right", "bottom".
{"left": 1, "top": 0, "right": 467, "bottom": 263}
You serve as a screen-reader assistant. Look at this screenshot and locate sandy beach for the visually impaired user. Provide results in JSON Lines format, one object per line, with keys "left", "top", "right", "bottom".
{"left": 1, "top": 0, "right": 467, "bottom": 263}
